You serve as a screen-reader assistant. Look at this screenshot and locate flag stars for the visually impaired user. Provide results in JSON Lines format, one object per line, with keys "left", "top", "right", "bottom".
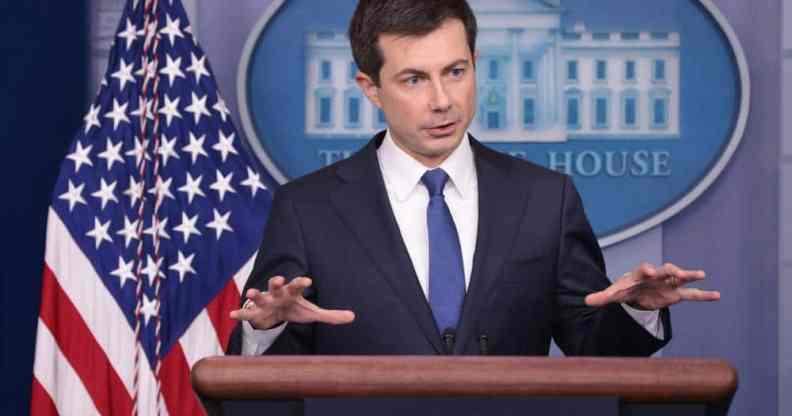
{"left": 157, "top": 136, "right": 180, "bottom": 167}
{"left": 241, "top": 167, "right": 267, "bottom": 197}
{"left": 183, "top": 133, "right": 208, "bottom": 164}
{"left": 185, "top": 92, "right": 211, "bottom": 125}
{"left": 169, "top": 250, "right": 197, "bottom": 282}
{"left": 148, "top": 176, "right": 176, "bottom": 203}
{"left": 160, "top": 14, "right": 185, "bottom": 46}
{"left": 59, "top": 180, "right": 87, "bottom": 212}
{"left": 206, "top": 208, "right": 233, "bottom": 240}
{"left": 124, "top": 175, "right": 144, "bottom": 208}
{"left": 91, "top": 178, "right": 119, "bottom": 210}
{"left": 105, "top": 99, "right": 131, "bottom": 130}
{"left": 110, "top": 256, "right": 136, "bottom": 287}
{"left": 210, "top": 170, "right": 236, "bottom": 202}
{"left": 140, "top": 294, "right": 158, "bottom": 326}
{"left": 173, "top": 212, "right": 202, "bottom": 243}
{"left": 98, "top": 138, "right": 124, "bottom": 170}
{"left": 141, "top": 255, "right": 165, "bottom": 286}
{"left": 130, "top": 97, "right": 154, "bottom": 121}
{"left": 159, "top": 54, "right": 185, "bottom": 87}
{"left": 213, "top": 131, "right": 238, "bottom": 162}
{"left": 83, "top": 104, "right": 101, "bottom": 134}
{"left": 125, "top": 137, "right": 151, "bottom": 167}
{"left": 117, "top": 18, "right": 143, "bottom": 50}
{"left": 66, "top": 141, "right": 93, "bottom": 174}
{"left": 116, "top": 215, "right": 140, "bottom": 249}
{"left": 213, "top": 96, "right": 231, "bottom": 123}
{"left": 143, "top": 217, "right": 171, "bottom": 241}
{"left": 178, "top": 172, "right": 205, "bottom": 204}
{"left": 86, "top": 217, "right": 113, "bottom": 249}
{"left": 186, "top": 52, "right": 210, "bottom": 84}
{"left": 111, "top": 58, "right": 136, "bottom": 91}
{"left": 159, "top": 94, "right": 182, "bottom": 127}
{"left": 136, "top": 55, "right": 157, "bottom": 83}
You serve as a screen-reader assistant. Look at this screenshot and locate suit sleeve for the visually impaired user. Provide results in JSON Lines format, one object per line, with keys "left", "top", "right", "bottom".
{"left": 551, "top": 176, "right": 671, "bottom": 356}
{"left": 226, "top": 187, "right": 316, "bottom": 355}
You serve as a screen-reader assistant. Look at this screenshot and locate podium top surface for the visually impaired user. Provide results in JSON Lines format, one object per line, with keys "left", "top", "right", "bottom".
{"left": 191, "top": 356, "right": 737, "bottom": 404}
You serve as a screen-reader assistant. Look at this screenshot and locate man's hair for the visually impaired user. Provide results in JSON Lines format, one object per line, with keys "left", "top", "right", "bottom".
{"left": 348, "top": 0, "right": 478, "bottom": 86}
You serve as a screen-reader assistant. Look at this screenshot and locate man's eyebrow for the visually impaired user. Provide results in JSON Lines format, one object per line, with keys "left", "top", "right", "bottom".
{"left": 392, "top": 59, "right": 471, "bottom": 79}
{"left": 443, "top": 59, "right": 471, "bottom": 71}
{"left": 393, "top": 68, "right": 429, "bottom": 79}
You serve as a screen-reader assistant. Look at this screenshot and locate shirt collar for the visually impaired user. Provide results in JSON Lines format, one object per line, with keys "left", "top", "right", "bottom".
{"left": 377, "top": 129, "right": 476, "bottom": 202}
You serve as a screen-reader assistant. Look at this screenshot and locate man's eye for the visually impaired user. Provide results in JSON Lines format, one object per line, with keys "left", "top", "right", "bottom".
{"left": 404, "top": 76, "right": 421, "bottom": 85}
{"left": 450, "top": 68, "right": 465, "bottom": 77}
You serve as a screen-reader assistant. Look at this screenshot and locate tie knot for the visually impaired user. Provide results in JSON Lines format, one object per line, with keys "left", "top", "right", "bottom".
{"left": 421, "top": 168, "right": 449, "bottom": 197}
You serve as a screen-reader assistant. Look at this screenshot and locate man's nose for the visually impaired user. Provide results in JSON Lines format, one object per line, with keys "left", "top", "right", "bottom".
{"left": 428, "top": 80, "right": 452, "bottom": 112}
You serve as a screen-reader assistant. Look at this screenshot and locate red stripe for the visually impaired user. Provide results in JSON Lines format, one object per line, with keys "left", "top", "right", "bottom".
{"left": 205, "top": 279, "right": 241, "bottom": 352}
{"left": 30, "top": 377, "right": 58, "bottom": 416}
{"left": 160, "top": 343, "right": 206, "bottom": 416}
{"left": 38, "top": 265, "right": 133, "bottom": 416}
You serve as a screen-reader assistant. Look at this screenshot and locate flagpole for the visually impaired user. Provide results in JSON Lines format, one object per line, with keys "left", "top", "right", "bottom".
{"left": 131, "top": 0, "right": 163, "bottom": 414}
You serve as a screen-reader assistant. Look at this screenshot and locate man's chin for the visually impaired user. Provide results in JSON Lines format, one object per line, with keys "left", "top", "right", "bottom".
{"left": 419, "top": 137, "right": 464, "bottom": 159}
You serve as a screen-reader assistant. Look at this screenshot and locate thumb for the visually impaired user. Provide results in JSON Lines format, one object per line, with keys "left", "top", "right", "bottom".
{"left": 585, "top": 289, "right": 611, "bottom": 307}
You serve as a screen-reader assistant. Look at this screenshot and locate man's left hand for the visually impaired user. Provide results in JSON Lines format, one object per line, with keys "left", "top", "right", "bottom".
{"left": 584, "top": 262, "right": 721, "bottom": 310}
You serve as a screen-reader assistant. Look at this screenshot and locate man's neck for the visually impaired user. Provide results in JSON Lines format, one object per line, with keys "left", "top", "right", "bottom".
{"left": 387, "top": 131, "right": 467, "bottom": 168}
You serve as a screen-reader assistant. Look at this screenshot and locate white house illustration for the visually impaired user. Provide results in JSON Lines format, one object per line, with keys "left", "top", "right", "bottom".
{"left": 304, "top": 0, "right": 680, "bottom": 142}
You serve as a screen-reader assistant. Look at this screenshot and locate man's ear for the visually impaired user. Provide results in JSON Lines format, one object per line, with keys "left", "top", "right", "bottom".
{"left": 356, "top": 72, "right": 382, "bottom": 109}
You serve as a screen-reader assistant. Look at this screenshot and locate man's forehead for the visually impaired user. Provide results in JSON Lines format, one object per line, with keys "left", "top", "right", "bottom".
{"left": 377, "top": 19, "right": 471, "bottom": 71}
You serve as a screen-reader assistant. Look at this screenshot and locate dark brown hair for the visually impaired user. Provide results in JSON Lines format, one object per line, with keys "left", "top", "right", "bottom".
{"left": 348, "top": 0, "right": 478, "bottom": 85}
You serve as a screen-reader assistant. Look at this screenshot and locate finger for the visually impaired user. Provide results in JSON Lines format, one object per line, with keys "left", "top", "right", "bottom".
{"left": 268, "top": 276, "right": 286, "bottom": 293}
{"left": 313, "top": 308, "right": 356, "bottom": 325}
{"left": 661, "top": 263, "right": 707, "bottom": 287}
{"left": 584, "top": 290, "right": 610, "bottom": 307}
{"left": 633, "top": 262, "right": 658, "bottom": 280}
{"left": 660, "top": 263, "right": 680, "bottom": 278}
{"left": 286, "top": 277, "right": 313, "bottom": 297}
{"left": 249, "top": 289, "right": 274, "bottom": 309}
{"left": 674, "top": 269, "right": 707, "bottom": 285}
{"left": 288, "top": 296, "right": 354, "bottom": 325}
{"left": 659, "top": 262, "right": 701, "bottom": 278}
{"left": 678, "top": 288, "right": 721, "bottom": 302}
{"left": 245, "top": 288, "right": 261, "bottom": 301}
{"left": 229, "top": 306, "right": 257, "bottom": 321}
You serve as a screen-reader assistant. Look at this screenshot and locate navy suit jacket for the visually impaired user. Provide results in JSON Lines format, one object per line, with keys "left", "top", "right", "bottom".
{"left": 228, "top": 132, "right": 670, "bottom": 356}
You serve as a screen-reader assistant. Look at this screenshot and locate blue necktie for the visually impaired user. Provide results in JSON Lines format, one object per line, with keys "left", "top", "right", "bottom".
{"left": 422, "top": 169, "right": 465, "bottom": 334}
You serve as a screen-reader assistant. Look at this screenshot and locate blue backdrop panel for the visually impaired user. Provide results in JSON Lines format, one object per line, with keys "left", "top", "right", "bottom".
{"left": 0, "top": 2, "right": 88, "bottom": 415}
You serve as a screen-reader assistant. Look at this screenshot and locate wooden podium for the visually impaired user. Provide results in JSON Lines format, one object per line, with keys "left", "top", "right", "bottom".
{"left": 191, "top": 356, "right": 737, "bottom": 416}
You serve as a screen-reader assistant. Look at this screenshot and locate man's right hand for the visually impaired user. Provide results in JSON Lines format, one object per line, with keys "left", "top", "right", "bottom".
{"left": 229, "top": 276, "right": 356, "bottom": 330}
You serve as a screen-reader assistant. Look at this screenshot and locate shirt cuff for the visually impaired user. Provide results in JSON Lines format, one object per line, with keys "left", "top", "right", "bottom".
{"left": 620, "top": 303, "right": 665, "bottom": 340}
{"left": 239, "top": 299, "right": 288, "bottom": 355}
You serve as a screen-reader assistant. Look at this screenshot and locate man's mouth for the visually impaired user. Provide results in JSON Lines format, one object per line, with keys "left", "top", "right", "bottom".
{"left": 426, "top": 120, "right": 457, "bottom": 137}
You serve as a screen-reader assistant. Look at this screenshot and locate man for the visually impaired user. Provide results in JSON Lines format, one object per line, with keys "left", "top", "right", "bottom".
{"left": 227, "top": 0, "right": 719, "bottom": 356}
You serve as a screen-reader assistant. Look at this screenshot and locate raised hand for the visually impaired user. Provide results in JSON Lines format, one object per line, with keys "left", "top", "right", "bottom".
{"left": 229, "top": 276, "right": 356, "bottom": 330}
{"left": 585, "top": 262, "right": 721, "bottom": 310}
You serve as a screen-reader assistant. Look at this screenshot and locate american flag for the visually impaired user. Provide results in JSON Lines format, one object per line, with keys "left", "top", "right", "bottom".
{"left": 31, "top": 0, "right": 271, "bottom": 414}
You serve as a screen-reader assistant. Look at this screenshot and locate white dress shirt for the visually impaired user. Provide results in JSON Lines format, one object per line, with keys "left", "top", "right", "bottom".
{"left": 241, "top": 131, "right": 662, "bottom": 355}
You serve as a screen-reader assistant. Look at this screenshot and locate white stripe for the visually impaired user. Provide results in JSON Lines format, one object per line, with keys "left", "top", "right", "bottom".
{"left": 136, "top": 345, "right": 169, "bottom": 416}
{"left": 44, "top": 207, "right": 164, "bottom": 416}
{"left": 234, "top": 252, "right": 256, "bottom": 295}
{"left": 180, "top": 310, "right": 225, "bottom": 368}
{"left": 33, "top": 319, "right": 100, "bottom": 416}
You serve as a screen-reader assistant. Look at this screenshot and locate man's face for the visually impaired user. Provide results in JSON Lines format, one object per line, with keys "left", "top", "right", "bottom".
{"left": 357, "top": 18, "right": 477, "bottom": 167}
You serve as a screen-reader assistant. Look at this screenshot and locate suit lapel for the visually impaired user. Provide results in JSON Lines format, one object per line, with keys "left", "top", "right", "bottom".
{"left": 454, "top": 138, "right": 530, "bottom": 353}
{"left": 330, "top": 134, "right": 444, "bottom": 353}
